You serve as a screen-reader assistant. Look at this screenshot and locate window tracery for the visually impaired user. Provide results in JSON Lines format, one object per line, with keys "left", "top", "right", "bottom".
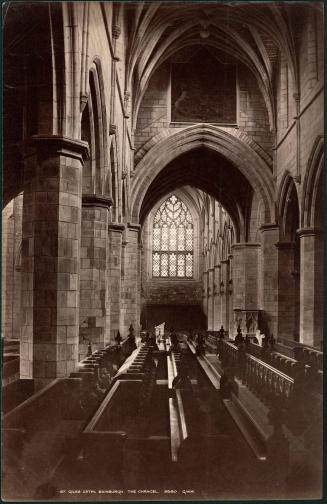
{"left": 152, "top": 195, "right": 193, "bottom": 278}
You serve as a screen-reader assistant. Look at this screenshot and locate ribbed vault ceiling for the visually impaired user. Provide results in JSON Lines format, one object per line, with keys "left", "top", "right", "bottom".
{"left": 123, "top": 2, "right": 321, "bottom": 128}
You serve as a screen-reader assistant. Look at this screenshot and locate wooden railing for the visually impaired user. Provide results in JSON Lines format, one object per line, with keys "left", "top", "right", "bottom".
{"left": 244, "top": 353, "right": 294, "bottom": 403}
{"left": 243, "top": 341, "right": 322, "bottom": 393}
{"left": 276, "top": 338, "right": 323, "bottom": 370}
{"left": 219, "top": 340, "right": 295, "bottom": 404}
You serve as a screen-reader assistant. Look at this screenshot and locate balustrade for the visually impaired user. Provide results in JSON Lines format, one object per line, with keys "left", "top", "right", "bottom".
{"left": 219, "top": 340, "right": 295, "bottom": 405}
{"left": 244, "top": 354, "right": 294, "bottom": 404}
{"left": 277, "top": 338, "right": 323, "bottom": 370}
{"left": 244, "top": 341, "right": 321, "bottom": 393}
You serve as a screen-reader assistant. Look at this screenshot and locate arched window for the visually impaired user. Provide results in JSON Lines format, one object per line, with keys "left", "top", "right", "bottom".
{"left": 152, "top": 195, "right": 193, "bottom": 278}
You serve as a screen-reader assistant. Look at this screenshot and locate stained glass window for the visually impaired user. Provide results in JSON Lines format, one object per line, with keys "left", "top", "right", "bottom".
{"left": 152, "top": 195, "right": 193, "bottom": 278}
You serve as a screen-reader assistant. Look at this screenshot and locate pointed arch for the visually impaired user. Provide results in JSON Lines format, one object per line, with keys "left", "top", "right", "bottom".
{"left": 131, "top": 124, "right": 275, "bottom": 225}
{"left": 301, "top": 136, "right": 324, "bottom": 228}
{"left": 277, "top": 172, "right": 299, "bottom": 240}
{"left": 81, "top": 59, "right": 109, "bottom": 196}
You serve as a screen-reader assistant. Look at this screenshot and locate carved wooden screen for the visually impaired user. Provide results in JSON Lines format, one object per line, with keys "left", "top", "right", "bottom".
{"left": 152, "top": 195, "right": 193, "bottom": 278}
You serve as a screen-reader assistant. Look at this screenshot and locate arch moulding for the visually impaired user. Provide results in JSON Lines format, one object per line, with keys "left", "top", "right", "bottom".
{"left": 301, "top": 136, "right": 324, "bottom": 228}
{"left": 131, "top": 124, "right": 275, "bottom": 225}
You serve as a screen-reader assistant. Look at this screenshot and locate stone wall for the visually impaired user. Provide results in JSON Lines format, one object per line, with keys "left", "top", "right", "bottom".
{"left": 135, "top": 62, "right": 274, "bottom": 155}
{"left": 143, "top": 280, "right": 202, "bottom": 306}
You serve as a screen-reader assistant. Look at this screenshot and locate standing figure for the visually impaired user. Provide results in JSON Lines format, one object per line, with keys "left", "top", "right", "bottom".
{"left": 115, "top": 330, "right": 122, "bottom": 346}
{"left": 234, "top": 325, "right": 244, "bottom": 346}
{"left": 128, "top": 324, "right": 137, "bottom": 352}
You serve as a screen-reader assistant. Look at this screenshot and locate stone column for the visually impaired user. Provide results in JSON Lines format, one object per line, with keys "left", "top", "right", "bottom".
{"left": 207, "top": 268, "right": 214, "bottom": 330}
{"left": 121, "top": 223, "right": 141, "bottom": 335}
{"left": 108, "top": 223, "right": 125, "bottom": 341}
{"left": 298, "top": 227, "right": 323, "bottom": 347}
{"left": 20, "top": 135, "right": 88, "bottom": 390}
{"left": 79, "top": 194, "right": 112, "bottom": 360}
{"left": 202, "top": 271, "right": 209, "bottom": 319}
{"left": 260, "top": 225, "right": 279, "bottom": 337}
{"left": 220, "top": 259, "right": 230, "bottom": 330}
{"left": 137, "top": 243, "right": 143, "bottom": 330}
{"left": 2, "top": 194, "right": 23, "bottom": 340}
{"left": 13, "top": 195, "right": 24, "bottom": 339}
{"left": 213, "top": 265, "right": 221, "bottom": 330}
{"left": 2, "top": 200, "right": 14, "bottom": 339}
{"left": 275, "top": 242, "right": 296, "bottom": 340}
{"left": 232, "top": 243, "right": 260, "bottom": 334}
{"left": 228, "top": 254, "right": 234, "bottom": 335}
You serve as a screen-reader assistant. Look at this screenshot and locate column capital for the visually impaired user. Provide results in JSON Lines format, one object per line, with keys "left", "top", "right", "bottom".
{"left": 221, "top": 259, "right": 230, "bottom": 264}
{"left": 214, "top": 264, "right": 221, "bottom": 269}
{"left": 275, "top": 241, "right": 295, "bottom": 250}
{"left": 25, "top": 135, "right": 89, "bottom": 161}
{"left": 232, "top": 242, "right": 261, "bottom": 250}
{"left": 108, "top": 223, "right": 125, "bottom": 232}
{"left": 297, "top": 227, "right": 323, "bottom": 238}
{"left": 109, "top": 124, "right": 117, "bottom": 135}
{"left": 82, "top": 194, "right": 113, "bottom": 210}
{"left": 127, "top": 222, "right": 141, "bottom": 232}
{"left": 259, "top": 223, "right": 279, "bottom": 233}
{"left": 208, "top": 267, "right": 214, "bottom": 273}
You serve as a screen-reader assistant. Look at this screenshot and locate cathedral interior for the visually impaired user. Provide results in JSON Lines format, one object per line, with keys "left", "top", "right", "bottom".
{"left": 2, "top": 1, "right": 324, "bottom": 501}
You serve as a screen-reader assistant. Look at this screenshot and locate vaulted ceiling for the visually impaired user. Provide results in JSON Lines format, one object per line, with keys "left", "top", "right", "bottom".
{"left": 123, "top": 2, "right": 320, "bottom": 129}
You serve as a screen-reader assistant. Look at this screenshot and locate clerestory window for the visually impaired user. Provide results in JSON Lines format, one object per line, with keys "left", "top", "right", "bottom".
{"left": 152, "top": 195, "right": 193, "bottom": 278}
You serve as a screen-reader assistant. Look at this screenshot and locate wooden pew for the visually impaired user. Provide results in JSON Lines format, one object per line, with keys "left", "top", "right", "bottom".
{"left": 81, "top": 355, "right": 158, "bottom": 459}
{"left": 223, "top": 396, "right": 267, "bottom": 461}
{"left": 112, "top": 344, "right": 151, "bottom": 382}
{"left": 167, "top": 353, "right": 177, "bottom": 390}
{"left": 186, "top": 340, "right": 220, "bottom": 389}
{"left": 2, "top": 377, "right": 86, "bottom": 499}
{"left": 205, "top": 332, "right": 219, "bottom": 353}
{"left": 81, "top": 379, "right": 142, "bottom": 475}
{"left": 169, "top": 389, "right": 188, "bottom": 462}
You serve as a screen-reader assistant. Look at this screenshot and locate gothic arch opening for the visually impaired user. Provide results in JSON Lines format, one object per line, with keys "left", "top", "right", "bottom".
{"left": 140, "top": 188, "right": 206, "bottom": 332}
{"left": 131, "top": 124, "right": 275, "bottom": 226}
{"left": 277, "top": 176, "right": 301, "bottom": 341}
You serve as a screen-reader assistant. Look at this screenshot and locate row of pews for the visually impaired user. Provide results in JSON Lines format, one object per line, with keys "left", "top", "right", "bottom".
{"left": 2, "top": 328, "right": 323, "bottom": 499}
{"left": 2, "top": 336, "right": 139, "bottom": 500}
